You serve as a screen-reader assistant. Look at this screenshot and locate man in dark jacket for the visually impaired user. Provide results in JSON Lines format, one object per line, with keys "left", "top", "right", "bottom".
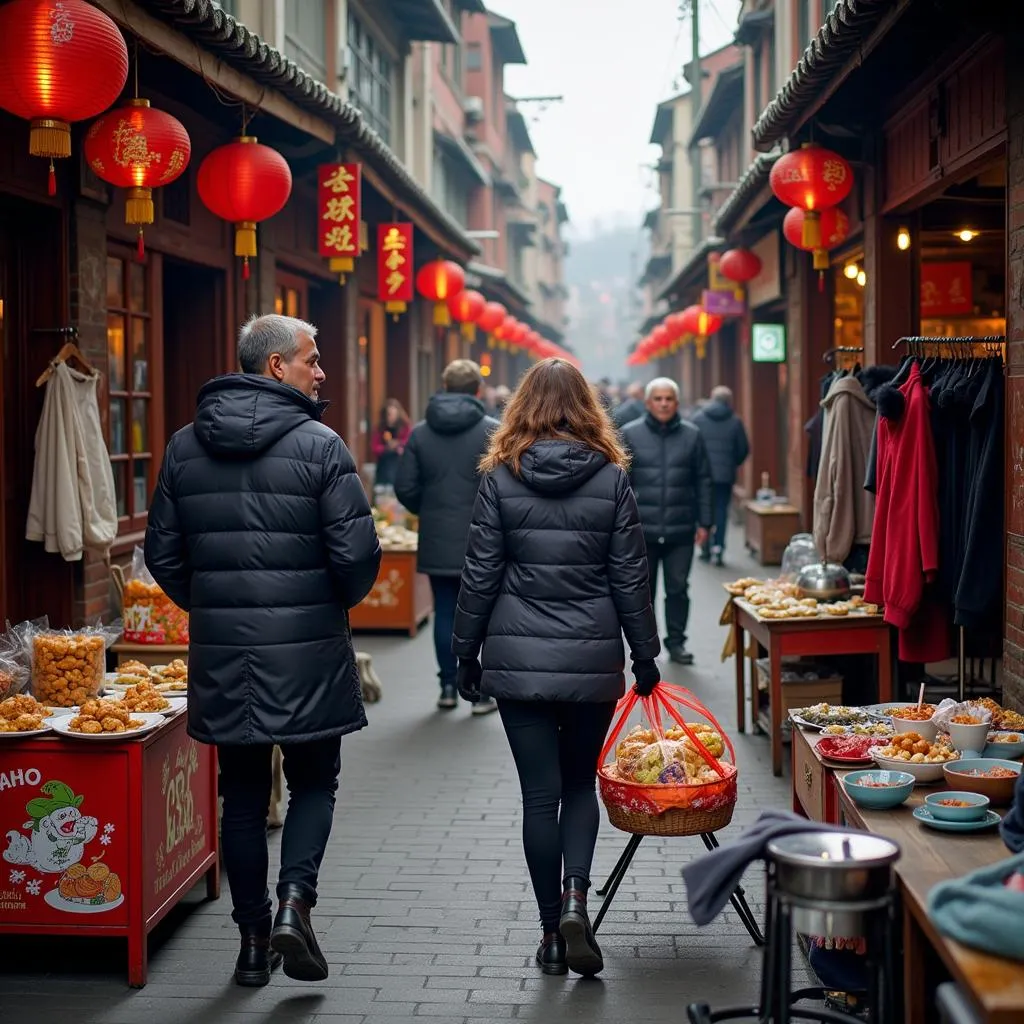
{"left": 621, "top": 378, "right": 712, "bottom": 665}
{"left": 145, "top": 314, "right": 381, "bottom": 988}
{"left": 395, "top": 359, "right": 498, "bottom": 713}
{"left": 693, "top": 385, "right": 750, "bottom": 566}
{"left": 612, "top": 381, "right": 646, "bottom": 428}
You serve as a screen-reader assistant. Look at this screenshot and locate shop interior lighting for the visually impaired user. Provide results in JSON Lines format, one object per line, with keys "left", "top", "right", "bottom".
{"left": 897, "top": 226, "right": 911, "bottom": 251}
{"left": 957, "top": 229, "right": 978, "bottom": 242}
{"left": 856, "top": 270, "right": 867, "bottom": 287}
{"left": 843, "top": 262, "right": 859, "bottom": 280}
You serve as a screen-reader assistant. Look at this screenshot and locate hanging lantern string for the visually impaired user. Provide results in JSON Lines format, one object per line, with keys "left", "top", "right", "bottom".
{"left": 193, "top": 50, "right": 268, "bottom": 127}
{"left": 133, "top": 38, "right": 140, "bottom": 100}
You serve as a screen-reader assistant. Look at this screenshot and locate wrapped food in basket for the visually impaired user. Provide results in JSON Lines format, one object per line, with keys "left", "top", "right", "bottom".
{"left": 598, "top": 681, "right": 738, "bottom": 837}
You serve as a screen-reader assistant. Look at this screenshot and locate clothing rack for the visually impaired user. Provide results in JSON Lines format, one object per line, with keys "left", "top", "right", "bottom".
{"left": 888, "top": 335, "right": 1005, "bottom": 701}
{"left": 822, "top": 345, "right": 864, "bottom": 364}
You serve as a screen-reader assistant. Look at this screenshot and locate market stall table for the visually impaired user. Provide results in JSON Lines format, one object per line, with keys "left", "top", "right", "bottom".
{"left": 0, "top": 708, "right": 219, "bottom": 987}
{"left": 790, "top": 723, "right": 847, "bottom": 824}
{"left": 837, "top": 781, "right": 1024, "bottom": 1024}
{"left": 744, "top": 501, "right": 801, "bottom": 565}
{"left": 349, "top": 549, "right": 432, "bottom": 636}
{"left": 110, "top": 641, "right": 189, "bottom": 670}
{"left": 731, "top": 598, "right": 893, "bottom": 776}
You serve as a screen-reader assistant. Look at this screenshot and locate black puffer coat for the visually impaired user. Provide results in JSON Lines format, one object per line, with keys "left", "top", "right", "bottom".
{"left": 452, "top": 440, "right": 660, "bottom": 702}
{"left": 394, "top": 393, "right": 497, "bottom": 576}
{"left": 692, "top": 400, "right": 750, "bottom": 484}
{"left": 621, "top": 413, "right": 713, "bottom": 545}
{"left": 145, "top": 375, "right": 382, "bottom": 746}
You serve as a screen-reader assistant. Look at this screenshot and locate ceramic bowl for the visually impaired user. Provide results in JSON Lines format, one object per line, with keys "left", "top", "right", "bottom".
{"left": 943, "top": 758, "right": 1022, "bottom": 807}
{"left": 985, "top": 732, "right": 1024, "bottom": 760}
{"left": 887, "top": 715, "right": 939, "bottom": 744}
{"left": 923, "top": 790, "right": 990, "bottom": 822}
{"left": 842, "top": 770, "right": 916, "bottom": 808}
{"left": 870, "top": 752, "right": 952, "bottom": 784}
{"left": 946, "top": 720, "right": 991, "bottom": 757}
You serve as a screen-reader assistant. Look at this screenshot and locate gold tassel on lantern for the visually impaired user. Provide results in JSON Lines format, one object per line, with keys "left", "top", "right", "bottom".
{"left": 433, "top": 302, "right": 451, "bottom": 327}
{"left": 30, "top": 118, "right": 71, "bottom": 159}
{"left": 487, "top": 334, "right": 496, "bottom": 349}
{"left": 385, "top": 301, "right": 406, "bottom": 320}
{"left": 235, "top": 221, "right": 257, "bottom": 258}
{"left": 802, "top": 209, "right": 821, "bottom": 249}
{"left": 125, "top": 187, "right": 154, "bottom": 225}
{"left": 461, "top": 322, "right": 477, "bottom": 341}
{"left": 359, "top": 221, "right": 369, "bottom": 252}
{"left": 696, "top": 336, "right": 708, "bottom": 359}
{"left": 330, "top": 256, "right": 354, "bottom": 284}
{"left": 812, "top": 248, "right": 830, "bottom": 271}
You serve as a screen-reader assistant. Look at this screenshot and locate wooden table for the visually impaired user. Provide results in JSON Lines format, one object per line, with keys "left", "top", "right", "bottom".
{"left": 838, "top": 783, "right": 1024, "bottom": 1024}
{"left": 349, "top": 549, "right": 432, "bottom": 636}
{"left": 732, "top": 598, "right": 894, "bottom": 777}
{"left": 790, "top": 724, "right": 846, "bottom": 824}
{"left": 110, "top": 642, "right": 189, "bottom": 669}
{"left": 744, "top": 501, "right": 801, "bottom": 565}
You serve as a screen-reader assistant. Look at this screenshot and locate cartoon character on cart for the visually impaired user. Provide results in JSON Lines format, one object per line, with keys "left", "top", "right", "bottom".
{"left": 3, "top": 780, "right": 122, "bottom": 913}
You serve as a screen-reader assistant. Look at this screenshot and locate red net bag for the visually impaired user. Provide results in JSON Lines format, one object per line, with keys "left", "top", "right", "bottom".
{"left": 598, "top": 681, "right": 738, "bottom": 836}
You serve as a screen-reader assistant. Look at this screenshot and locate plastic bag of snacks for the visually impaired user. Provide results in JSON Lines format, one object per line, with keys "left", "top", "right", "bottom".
{"left": 598, "top": 680, "right": 738, "bottom": 837}
{"left": 120, "top": 546, "right": 189, "bottom": 644}
{"left": 0, "top": 618, "right": 46, "bottom": 699}
{"left": 29, "top": 620, "right": 122, "bottom": 708}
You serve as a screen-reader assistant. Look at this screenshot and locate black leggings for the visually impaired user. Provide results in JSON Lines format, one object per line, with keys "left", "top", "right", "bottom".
{"left": 497, "top": 699, "right": 617, "bottom": 932}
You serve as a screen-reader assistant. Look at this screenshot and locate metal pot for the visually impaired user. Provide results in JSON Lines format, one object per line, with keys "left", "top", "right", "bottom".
{"left": 767, "top": 831, "right": 900, "bottom": 903}
{"left": 796, "top": 560, "right": 852, "bottom": 603}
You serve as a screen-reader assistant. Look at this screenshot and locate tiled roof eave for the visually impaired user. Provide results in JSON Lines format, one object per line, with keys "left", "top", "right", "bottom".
{"left": 714, "top": 151, "right": 781, "bottom": 238}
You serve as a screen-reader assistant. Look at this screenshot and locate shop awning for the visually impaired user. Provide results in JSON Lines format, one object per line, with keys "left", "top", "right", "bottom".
{"left": 389, "top": 0, "right": 460, "bottom": 44}
{"left": 657, "top": 236, "right": 724, "bottom": 304}
{"left": 110, "top": 0, "right": 479, "bottom": 261}
{"left": 689, "top": 63, "right": 744, "bottom": 147}
{"left": 433, "top": 129, "right": 489, "bottom": 186}
{"left": 752, "top": 0, "right": 904, "bottom": 152}
{"left": 488, "top": 12, "right": 527, "bottom": 65}
{"left": 714, "top": 150, "right": 781, "bottom": 238}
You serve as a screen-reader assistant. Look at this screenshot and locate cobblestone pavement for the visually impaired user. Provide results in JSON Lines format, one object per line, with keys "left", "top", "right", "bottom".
{"left": 2, "top": 526, "right": 802, "bottom": 1022}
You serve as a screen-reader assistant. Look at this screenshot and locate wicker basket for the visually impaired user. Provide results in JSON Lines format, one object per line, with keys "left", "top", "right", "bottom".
{"left": 604, "top": 799, "right": 735, "bottom": 837}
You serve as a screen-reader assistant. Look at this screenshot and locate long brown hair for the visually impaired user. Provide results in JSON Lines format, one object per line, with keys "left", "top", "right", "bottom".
{"left": 481, "top": 358, "right": 628, "bottom": 475}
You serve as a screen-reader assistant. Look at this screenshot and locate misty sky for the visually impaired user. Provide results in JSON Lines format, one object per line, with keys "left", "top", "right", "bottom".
{"left": 500, "top": 0, "right": 741, "bottom": 238}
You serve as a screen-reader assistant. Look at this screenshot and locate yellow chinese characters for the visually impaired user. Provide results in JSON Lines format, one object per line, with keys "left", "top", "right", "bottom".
{"left": 382, "top": 227, "right": 407, "bottom": 295}
{"left": 323, "top": 165, "right": 355, "bottom": 194}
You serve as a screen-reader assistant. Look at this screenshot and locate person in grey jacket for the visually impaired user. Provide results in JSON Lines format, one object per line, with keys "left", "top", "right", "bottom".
{"left": 693, "top": 386, "right": 749, "bottom": 566}
{"left": 395, "top": 360, "right": 498, "bottom": 713}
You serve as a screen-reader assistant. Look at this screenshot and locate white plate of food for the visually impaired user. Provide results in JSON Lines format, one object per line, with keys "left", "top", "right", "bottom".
{"left": 0, "top": 718, "right": 53, "bottom": 737}
{"left": 104, "top": 671, "right": 152, "bottom": 691}
{"left": 104, "top": 692, "right": 187, "bottom": 716}
{"left": 50, "top": 708, "right": 165, "bottom": 741}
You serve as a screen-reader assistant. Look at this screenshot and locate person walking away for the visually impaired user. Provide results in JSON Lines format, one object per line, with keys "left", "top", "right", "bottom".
{"left": 145, "top": 314, "right": 381, "bottom": 987}
{"left": 612, "top": 381, "right": 646, "bottom": 428}
{"left": 395, "top": 359, "right": 499, "bottom": 713}
{"left": 452, "top": 358, "right": 660, "bottom": 977}
{"left": 693, "top": 385, "right": 749, "bottom": 566}
{"left": 370, "top": 398, "right": 411, "bottom": 488}
{"left": 622, "top": 378, "right": 712, "bottom": 665}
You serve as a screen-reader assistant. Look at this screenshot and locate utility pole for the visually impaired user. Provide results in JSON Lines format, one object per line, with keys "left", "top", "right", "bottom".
{"left": 689, "top": 0, "right": 702, "bottom": 250}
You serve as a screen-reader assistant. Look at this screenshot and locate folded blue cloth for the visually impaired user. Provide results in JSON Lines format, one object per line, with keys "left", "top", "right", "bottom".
{"left": 681, "top": 809, "right": 850, "bottom": 926}
{"left": 1000, "top": 770, "right": 1024, "bottom": 853}
{"left": 928, "top": 851, "right": 1024, "bottom": 961}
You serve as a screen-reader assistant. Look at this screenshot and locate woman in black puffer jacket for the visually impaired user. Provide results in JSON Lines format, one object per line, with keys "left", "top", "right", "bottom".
{"left": 452, "top": 358, "right": 660, "bottom": 978}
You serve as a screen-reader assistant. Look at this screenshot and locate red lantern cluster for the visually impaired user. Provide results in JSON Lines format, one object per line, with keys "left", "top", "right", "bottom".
{"left": 0, "top": 0, "right": 129, "bottom": 194}
{"left": 629, "top": 300, "right": 725, "bottom": 367}
{"left": 197, "top": 136, "right": 292, "bottom": 280}
{"left": 448, "top": 289, "right": 486, "bottom": 340}
{"left": 416, "top": 260, "right": 466, "bottom": 325}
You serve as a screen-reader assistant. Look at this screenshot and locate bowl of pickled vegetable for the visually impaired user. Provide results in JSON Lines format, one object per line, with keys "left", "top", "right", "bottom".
{"left": 923, "top": 791, "right": 990, "bottom": 822}
{"left": 943, "top": 758, "right": 1021, "bottom": 807}
{"left": 842, "top": 770, "right": 916, "bottom": 809}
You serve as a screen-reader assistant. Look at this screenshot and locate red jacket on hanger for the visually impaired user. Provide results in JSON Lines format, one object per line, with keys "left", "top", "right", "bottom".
{"left": 865, "top": 362, "right": 949, "bottom": 662}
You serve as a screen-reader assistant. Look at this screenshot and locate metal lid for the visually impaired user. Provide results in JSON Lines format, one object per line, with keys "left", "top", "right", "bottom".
{"left": 767, "top": 831, "right": 900, "bottom": 869}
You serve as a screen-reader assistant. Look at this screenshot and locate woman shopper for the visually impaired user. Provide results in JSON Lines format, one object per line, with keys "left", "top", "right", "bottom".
{"left": 370, "top": 398, "right": 411, "bottom": 488}
{"left": 452, "top": 358, "right": 661, "bottom": 977}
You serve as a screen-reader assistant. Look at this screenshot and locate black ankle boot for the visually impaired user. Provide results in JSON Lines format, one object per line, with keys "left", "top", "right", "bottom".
{"left": 536, "top": 931, "right": 568, "bottom": 975}
{"left": 234, "top": 920, "right": 283, "bottom": 987}
{"left": 559, "top": 876, "right": 603, "bottom": 977}
{"left": 271, "top": 884, "right": 329, "bottom": 981}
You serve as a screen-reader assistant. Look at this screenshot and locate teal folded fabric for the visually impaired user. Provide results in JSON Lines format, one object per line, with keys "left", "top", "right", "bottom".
{"left": 928, "top": 851, "right": 1024, "bottom": 961}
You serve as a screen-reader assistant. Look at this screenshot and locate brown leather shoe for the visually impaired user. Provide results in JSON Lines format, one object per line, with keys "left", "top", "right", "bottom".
{"left": 270, "top": 885, "right": 329, "bottom": 981}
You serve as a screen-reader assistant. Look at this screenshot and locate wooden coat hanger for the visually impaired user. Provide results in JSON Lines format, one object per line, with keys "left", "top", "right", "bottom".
{"left": 35, "top": 340, "right": 95, "bottom": 387}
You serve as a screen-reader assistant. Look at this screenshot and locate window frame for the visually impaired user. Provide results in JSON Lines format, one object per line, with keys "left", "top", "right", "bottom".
{"left": 347, "top": 10, "right": 395, "bottom": 145}
{"left": 105, "top": 245, "right": 165, "bottom": 538}
{"left": 466, "top": 42, "right": 482, "bottom": 72}
{"left": 284, "top": 0, "right": 328, "bottom": 81}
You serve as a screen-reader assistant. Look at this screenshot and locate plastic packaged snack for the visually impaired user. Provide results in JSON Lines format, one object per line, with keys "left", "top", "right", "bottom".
{"left": 30, "top": 621, "right": 122, "bottom": 708}
{"left": 0, "top": 617, "right": 45, "bottom": 699}
{"left": 120, "top": 546, "right": 189, "bottom": 644}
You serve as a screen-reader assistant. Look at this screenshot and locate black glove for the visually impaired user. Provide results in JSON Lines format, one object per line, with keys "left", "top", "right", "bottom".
{"left": 456, "top": 658, "right": 483, "bottom": 703}
{"left": 632, "top": 659, "right": 660, "bottom": 697}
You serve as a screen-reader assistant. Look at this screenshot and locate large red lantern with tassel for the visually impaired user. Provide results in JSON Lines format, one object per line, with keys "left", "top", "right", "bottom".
{"left": 416, "top": 260, "right": 466, "bottom": 325}
{"left": 718, "top": 248, "right": 762, "bottom": 284}
{"left": 0, "top": 0, "right": 129, "bottom": 195}
{"left": 197, "top": 136, "right": 292, "bottom": 279}
{"left": 477, "top": 302, "right": 506, "bottom": 345}
{"left": 679, "top": 305, "right": 723, "bottom": 338}
{"left": 770, "top": 143, "right": 852, "bottom": 250}
{"left": 85, "top": 99, "right": 190, "bottom": 258}
{"left": 447, "top": 288, "right": 485, "bottom": 340}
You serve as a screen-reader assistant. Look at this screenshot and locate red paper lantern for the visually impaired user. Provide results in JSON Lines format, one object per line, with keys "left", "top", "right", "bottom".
{"left": 447, "top": 288, "right": 485, "bottom": 340}
{"left": 680, "top": 305, "right": 723, "bottom": 338}
{"left": 651, "top": 324, "right": 671, "bottom": 354}
{"left": 85, "top": 99, "right": 191, "bottom": 258}
{"left": 718, "top": 248, "right": 762, "bottom": 284}
{"left": 416, "top": 260, "right": 466, "bottom": 326}
{"left": 0, "top": 0, "right": 129, "bottom": 194}
{"left": 770, "top": 143, "right": 853, "bottom": 249}
{"left": 783, "top": 206, "right": 850, "bottom": 266}
{"left": 477, "top": 301, "right": 507, "bottom": 342}
{"left": 197, "top": 136, "right": 292, "bottom": 279}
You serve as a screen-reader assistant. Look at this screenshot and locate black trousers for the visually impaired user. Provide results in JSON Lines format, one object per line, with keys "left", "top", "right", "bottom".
{"left": 647, "top": 540, "right": 695, "bottom": 648}
{"left": 218, "top": 736, "right": 342, "bottom": 927}
{"left": 497, "top": 699, "right": 617, "bottom": 933}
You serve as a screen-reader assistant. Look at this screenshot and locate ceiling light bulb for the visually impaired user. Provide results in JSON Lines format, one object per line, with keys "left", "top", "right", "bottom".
{"left": 897, "top": 227, "right": 911, "bottom": 251}
{"left": 844, "top": 263, "right": 859, "bottom": 280}
{"left": 958, "top": 229, "right": 977, "bottom": 242}
{"left": 856, "top": 270, "right": 866, "bottom": 287}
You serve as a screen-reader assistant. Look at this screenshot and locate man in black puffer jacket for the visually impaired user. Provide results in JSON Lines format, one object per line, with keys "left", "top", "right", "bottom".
{"left": 622, "top": 378, "right": 712, "bottom": 665}
{"left": 693, "top": 385, "right": 749, "bottom": 566}
{"left": 395, "top": 360, "right": 498, "bottom": 713}
{"left": 145, "top": 314, "right": 381, "bottom": 988}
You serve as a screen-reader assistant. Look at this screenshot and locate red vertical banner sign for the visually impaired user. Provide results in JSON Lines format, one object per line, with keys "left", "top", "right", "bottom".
{"left": 378, "top": 223, "right": 414, "bottom": 318}
{"left": 318, "top": 163, "right": 361, "bottom": 283}
{"left": 920, "top": 261, "right": 973, "bottom": 318}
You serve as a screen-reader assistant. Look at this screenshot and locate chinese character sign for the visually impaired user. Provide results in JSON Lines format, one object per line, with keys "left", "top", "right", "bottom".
{"left": 318, "top": 163, "right": 361, "bottom": 260}
{"left": 920, "top": 262, "right": 973, "bottom": 318}
{"left": 377, "top": 223, "right": 414, "bottom": 310}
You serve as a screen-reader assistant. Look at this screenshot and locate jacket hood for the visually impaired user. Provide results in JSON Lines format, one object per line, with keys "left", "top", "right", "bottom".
{"left": 425, "top": 392, "right": 486, "bottom": 434}
{"left": 517, "top": 440, "right": 609, "bottom": 495}
{"left": 821, "top": 376, "right": 875, "bottom": 413}
{"left": 699, "top": 399, "right": 733, "bottom": 422}
{"left": 858, "top": 364, "right": 898, "bottom": 400}
{"left": 193, "top": 374, "right": 325, "bottom": 458}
